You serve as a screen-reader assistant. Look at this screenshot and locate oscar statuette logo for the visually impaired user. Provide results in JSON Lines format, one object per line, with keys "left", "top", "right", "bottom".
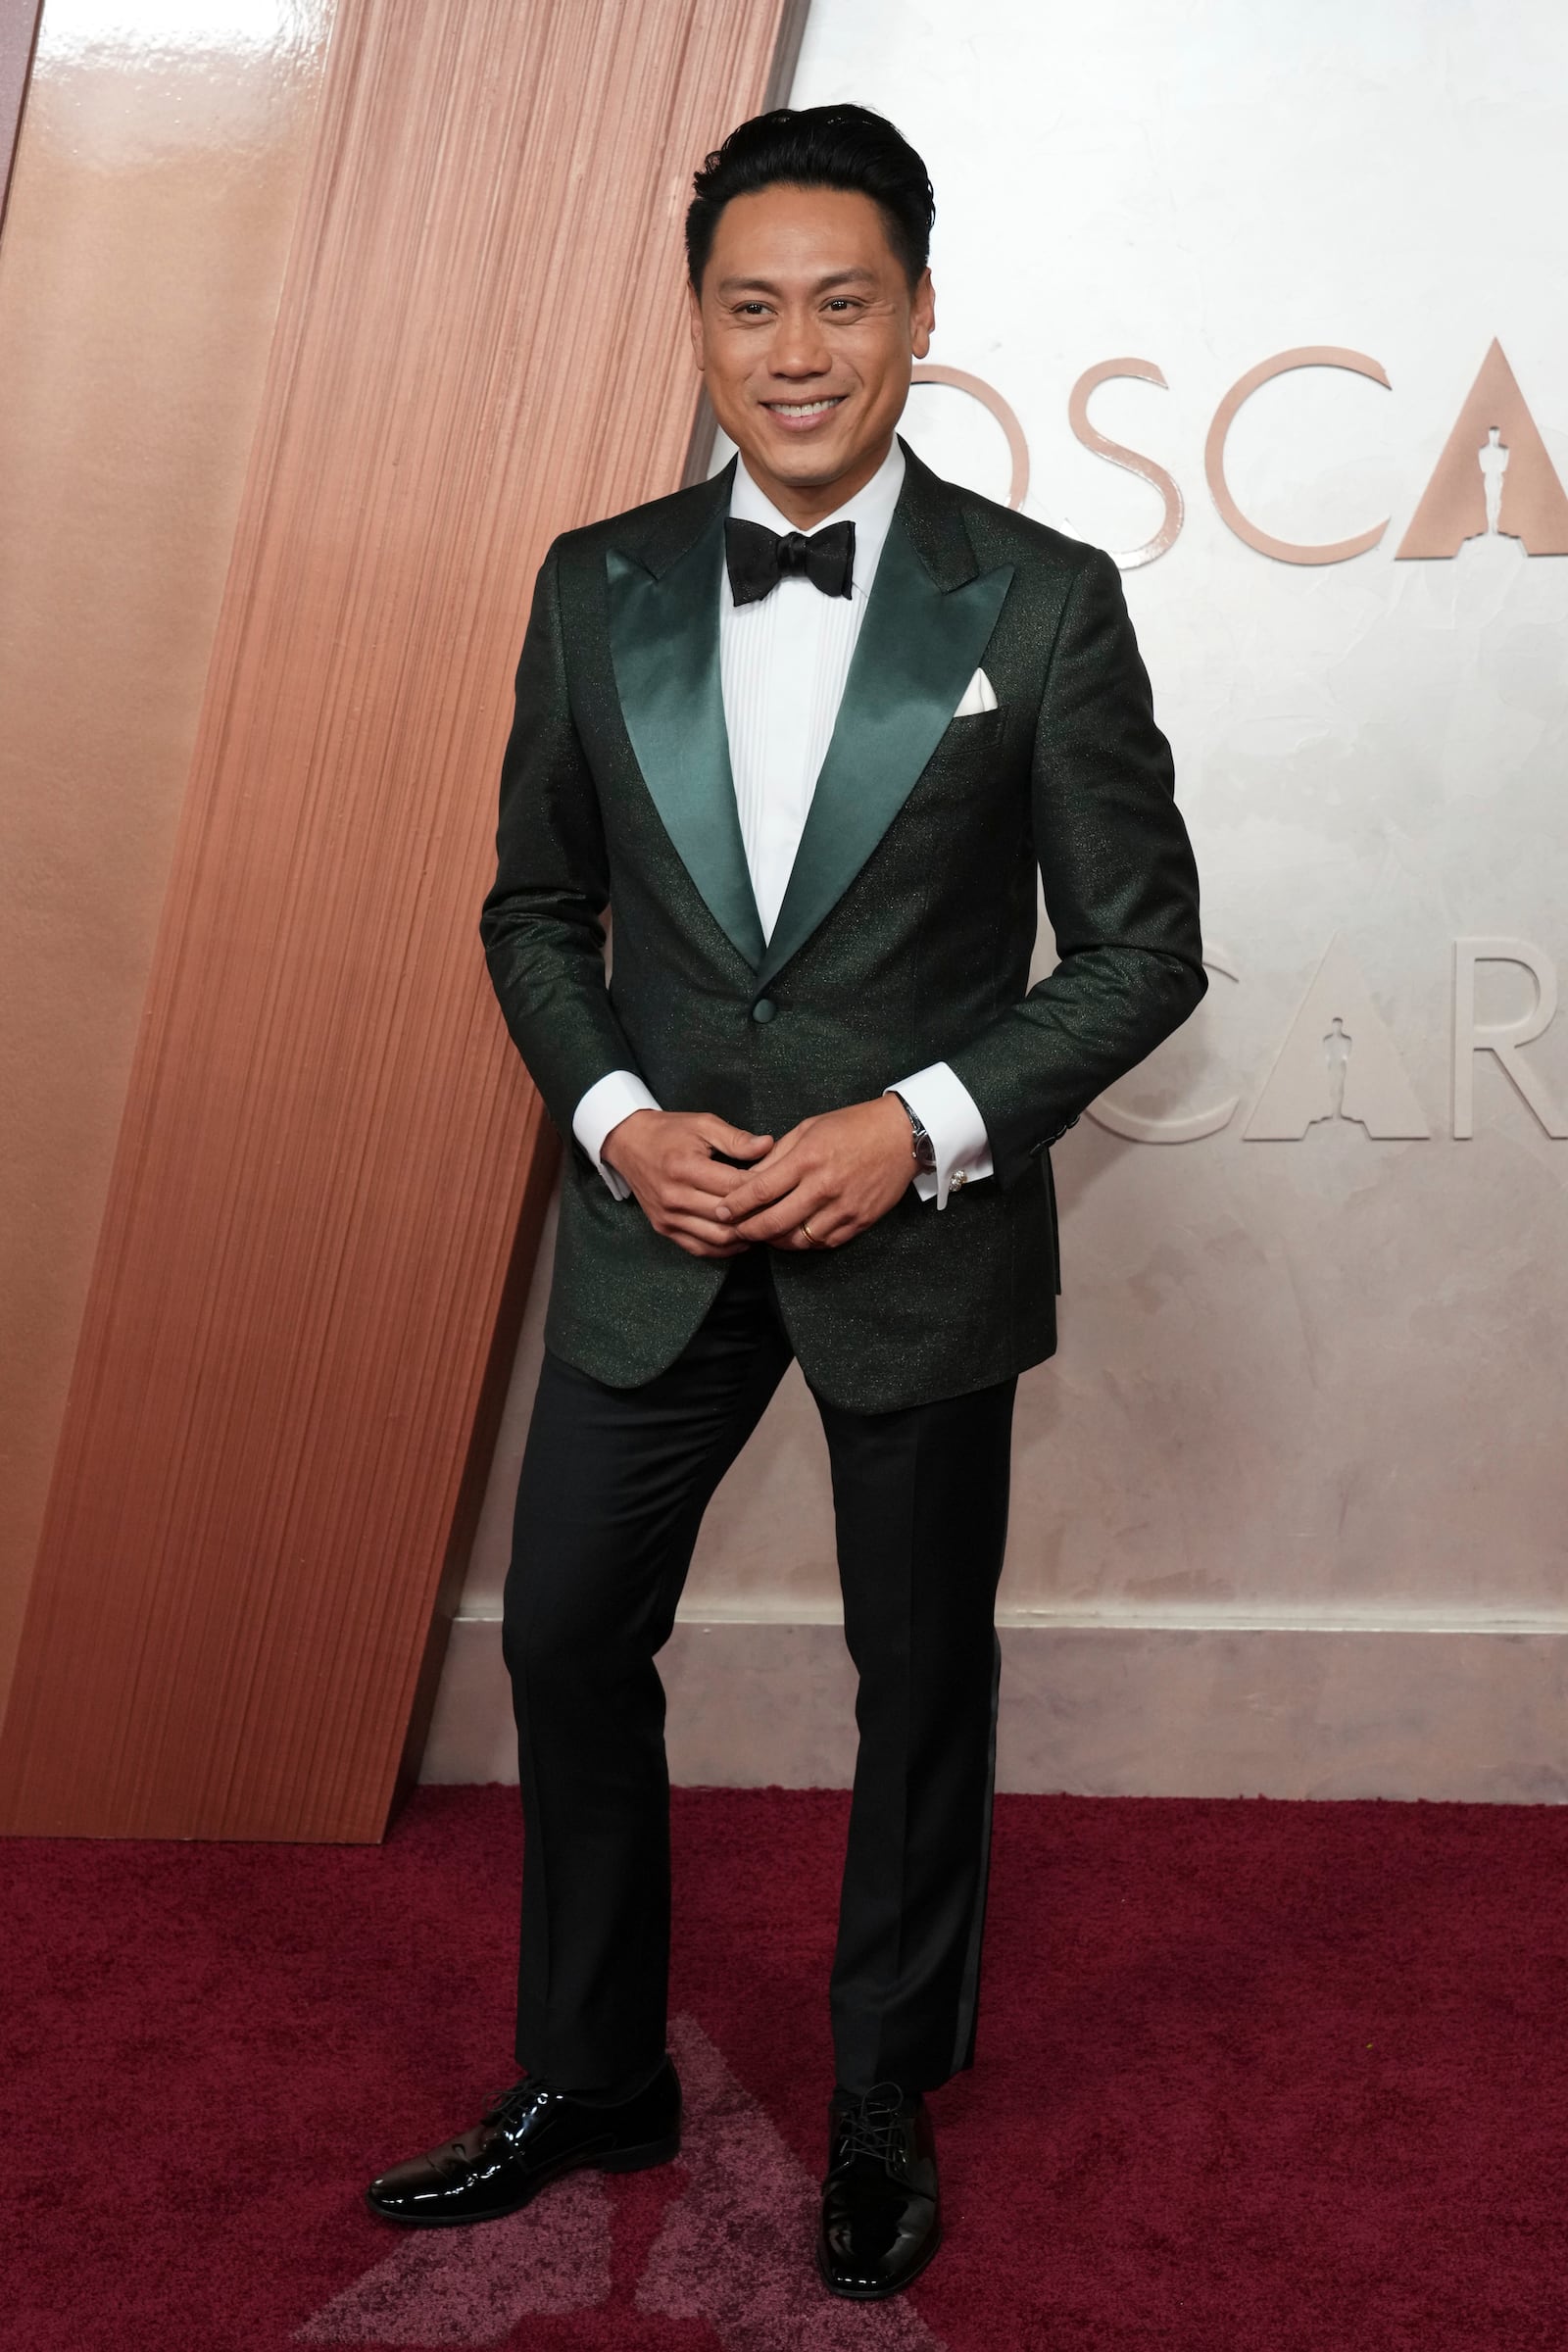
{"left": 1396, "top": 341, "right": 1568, "bottom": 559}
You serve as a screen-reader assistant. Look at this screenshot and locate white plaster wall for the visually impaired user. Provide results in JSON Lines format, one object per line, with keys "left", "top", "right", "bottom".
{"left": 426, "top": 2, "right": 1568, "bottom": 1793}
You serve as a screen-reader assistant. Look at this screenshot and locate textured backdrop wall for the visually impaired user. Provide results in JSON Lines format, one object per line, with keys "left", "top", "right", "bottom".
{"left": 429, "top": 0, "right": 1568, "bottom": 1799}
{"left": 0, "top": 0, "right": 805, "bottom": 1839}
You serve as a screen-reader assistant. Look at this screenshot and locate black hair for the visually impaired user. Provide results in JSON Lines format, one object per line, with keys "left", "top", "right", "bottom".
{"left": 685, "top": 103, "right": 935, "bottom": 290}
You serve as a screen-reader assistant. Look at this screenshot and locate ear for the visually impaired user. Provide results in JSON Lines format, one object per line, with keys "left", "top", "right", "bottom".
{"left": 909, "top": 268, "right": 935, "bottom": 363}
{"left": 685, "top": 279, "right": 706, "bottom": 372}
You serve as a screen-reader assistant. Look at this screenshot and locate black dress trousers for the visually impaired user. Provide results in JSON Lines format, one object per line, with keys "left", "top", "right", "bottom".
{"left": 502, "top": 1247, "right": 1016, "bottom": 2098}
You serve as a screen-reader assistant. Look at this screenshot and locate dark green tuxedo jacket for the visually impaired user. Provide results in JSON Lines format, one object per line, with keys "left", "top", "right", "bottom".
{"left": 480, "top": 439, "right": 1204, "bottom": 1411}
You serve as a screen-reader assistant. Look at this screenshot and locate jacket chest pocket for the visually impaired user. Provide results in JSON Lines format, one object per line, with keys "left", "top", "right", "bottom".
{"left": 944, "top": 705, "right": 1005, "bottom": 743}
{"left": 909, "top": 705, "right": 1011, "bottom": 810}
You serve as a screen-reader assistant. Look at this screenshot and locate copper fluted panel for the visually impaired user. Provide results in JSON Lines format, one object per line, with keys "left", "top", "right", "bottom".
{"left": 0, "top": 8, "right": 338, "bottom": 1727}
{"left": 0, "top": 0, "right": 798, "bottom": 1839}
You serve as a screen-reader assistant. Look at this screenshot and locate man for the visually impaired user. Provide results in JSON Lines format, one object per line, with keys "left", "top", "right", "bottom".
{"left": 368, "top": 103, "right": 1203, "bottom": 2300}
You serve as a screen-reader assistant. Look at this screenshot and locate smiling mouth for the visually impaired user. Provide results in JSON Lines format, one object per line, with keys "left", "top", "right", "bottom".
{"left": 762, "top": 396, "right": 846, "bottom": 419}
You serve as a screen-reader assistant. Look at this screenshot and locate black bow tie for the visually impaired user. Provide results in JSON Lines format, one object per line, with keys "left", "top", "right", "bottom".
{"left": 724, "top": 516, "right": 856, "bottom": 607}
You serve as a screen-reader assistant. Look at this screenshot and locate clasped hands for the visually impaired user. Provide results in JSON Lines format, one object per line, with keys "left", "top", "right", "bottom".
{"left": 600, "top": 1099, "right": 916, "bottom": 1260}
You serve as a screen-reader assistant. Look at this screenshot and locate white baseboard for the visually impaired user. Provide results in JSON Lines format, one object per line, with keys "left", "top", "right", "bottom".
{"left": 420, "top": 1611, "right": 1568, "bottom": 1802}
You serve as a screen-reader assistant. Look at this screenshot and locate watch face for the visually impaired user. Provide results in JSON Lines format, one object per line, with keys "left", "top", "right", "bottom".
{"left": 893, "top": 1092, "right": 936, "bottom": 1170}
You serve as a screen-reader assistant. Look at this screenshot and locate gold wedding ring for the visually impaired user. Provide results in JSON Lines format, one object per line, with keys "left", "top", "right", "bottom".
{"left": 799, "top": 1218, "right": 818, "bottom": 1246}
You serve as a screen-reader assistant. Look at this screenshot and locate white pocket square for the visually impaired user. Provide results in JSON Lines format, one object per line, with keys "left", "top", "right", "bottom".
{"left": 952, "top": 667, "right": 998, "bottom": 718}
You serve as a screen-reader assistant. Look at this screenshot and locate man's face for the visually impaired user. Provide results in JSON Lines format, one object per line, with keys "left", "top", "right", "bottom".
{"left": 688, "top": 183, "right": 934, "bottom": 524}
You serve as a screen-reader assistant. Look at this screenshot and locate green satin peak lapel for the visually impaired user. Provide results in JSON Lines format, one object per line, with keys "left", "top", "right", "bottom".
{"left": 756, "top": 517, "right": 1014, "bottom": 990}
{"left": 607, "top": 514, "right": 765, "bottom": 972}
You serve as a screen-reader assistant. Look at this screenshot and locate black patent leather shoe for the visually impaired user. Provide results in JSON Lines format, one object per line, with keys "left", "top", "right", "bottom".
{"left": 816, "top": 2082, "right": 941, "bottom": 2299}
{"left": 365, "top": 2056, "right": 681, "bottom": 2227}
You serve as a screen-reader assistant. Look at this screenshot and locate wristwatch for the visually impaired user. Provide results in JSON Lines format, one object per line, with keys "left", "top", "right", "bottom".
{"left": 890, "top": 1090, "right": 937, "bottom": 1172}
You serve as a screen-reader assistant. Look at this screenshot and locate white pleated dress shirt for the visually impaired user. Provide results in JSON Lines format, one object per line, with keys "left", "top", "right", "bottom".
{"left": 574, "top": 440, "right": 994, "bottom": 1209}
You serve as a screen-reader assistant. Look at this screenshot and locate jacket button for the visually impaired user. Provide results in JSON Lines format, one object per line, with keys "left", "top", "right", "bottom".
{"left": 751, "top": 997, "right": 777, "bottom": 1024}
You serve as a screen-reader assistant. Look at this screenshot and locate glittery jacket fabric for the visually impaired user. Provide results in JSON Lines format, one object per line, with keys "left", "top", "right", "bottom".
{"left": 479, "top": 442, "right": 1204, "bottom": 1412}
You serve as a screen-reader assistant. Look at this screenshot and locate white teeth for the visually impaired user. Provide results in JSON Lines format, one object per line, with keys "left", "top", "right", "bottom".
{"left": 769, "top": 399, "right": 841, "bottom": 416}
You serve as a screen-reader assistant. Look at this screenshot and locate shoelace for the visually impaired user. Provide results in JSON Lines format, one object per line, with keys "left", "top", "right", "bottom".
{"left": 482, "top": 2077, "right": 554, "bottom": 2132}
{"left": 835, "top": 2082, "right": 911, "bottom": 2170}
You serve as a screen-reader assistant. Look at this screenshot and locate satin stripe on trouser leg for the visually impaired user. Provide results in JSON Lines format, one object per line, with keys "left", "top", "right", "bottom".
{"left": 502, "top": 1251, "right": 791, "bottom": 2090}
{"left": 815, "top": 1372, "right": 1017, "bottom": 2095}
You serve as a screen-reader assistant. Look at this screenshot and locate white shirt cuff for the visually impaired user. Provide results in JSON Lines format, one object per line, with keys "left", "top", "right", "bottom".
{"left": 573, "top": 1068, "right": 661, "bottom": 1200}
{"left": 887, "top": 1062, "right": 994, "bottom": 1209}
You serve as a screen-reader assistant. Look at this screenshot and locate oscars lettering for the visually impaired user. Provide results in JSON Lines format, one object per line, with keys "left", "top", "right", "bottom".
{"left": 912, "top": 340, "right": 1568, "bottom": 566}
{"left": 1089, "top": 936, "right": 1568, "bottom": 1147}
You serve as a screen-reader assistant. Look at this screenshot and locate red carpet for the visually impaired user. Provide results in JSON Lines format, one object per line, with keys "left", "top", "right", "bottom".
{"left": 6, "top": 1785, "right": 1568, "bottom": 2351}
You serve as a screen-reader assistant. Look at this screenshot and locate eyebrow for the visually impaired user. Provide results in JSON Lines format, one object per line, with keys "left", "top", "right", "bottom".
{"left": 713, "top": 268, "right": 880, "bottom": 297}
